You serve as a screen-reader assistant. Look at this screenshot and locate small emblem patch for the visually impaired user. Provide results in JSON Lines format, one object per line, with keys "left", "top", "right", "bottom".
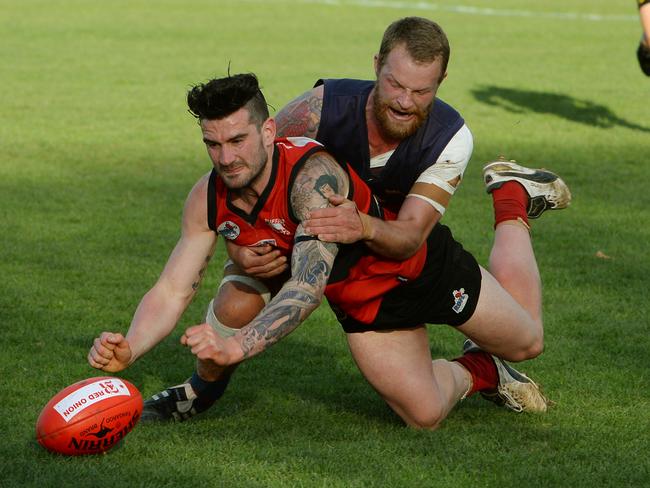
{"left": 452, "top": 288, "right": 469, "bottom": 314}
{"left": 252, "top": 239, "right": 277, "bottom": 247}
{"left": 265, "top": 218, "right": 291, "bottom": 235}
{"left": 217, "top": 221, "right": 240, "bottom": 240}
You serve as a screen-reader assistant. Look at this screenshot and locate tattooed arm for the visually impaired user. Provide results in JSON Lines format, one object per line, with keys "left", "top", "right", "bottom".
{"left": 88, "top": 173, "right": 218, "bottom": 372}
{"left": 274, "top": 85, "right": 324, "bottom": 141}
{"left": 221, "top": 85, "right": 325, "bottom": 278}
{"left": 182, "top": 152, "right": 349, "bottom": 366}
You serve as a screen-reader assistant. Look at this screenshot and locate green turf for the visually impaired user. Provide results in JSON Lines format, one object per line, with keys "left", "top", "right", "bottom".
{"left": 1, "top": 0, "right": 648, "bottom": 486}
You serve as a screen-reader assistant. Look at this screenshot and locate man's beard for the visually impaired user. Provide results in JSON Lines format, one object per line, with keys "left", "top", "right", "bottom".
{"left": 372, "top": 87, "right": 431, "bottom": 140}
{"left": 219, "top": 148, "right": 268, "bottom": 190}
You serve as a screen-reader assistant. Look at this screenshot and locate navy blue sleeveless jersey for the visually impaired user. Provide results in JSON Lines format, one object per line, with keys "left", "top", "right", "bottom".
{"left": 314, "top": 78, "right": 465, "bottom": 211}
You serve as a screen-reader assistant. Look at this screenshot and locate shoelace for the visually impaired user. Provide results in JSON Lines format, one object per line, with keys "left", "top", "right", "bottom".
{"left": 501, "top": 383, "right": 549, "bottom": 412}
{"left": 498, "top": 386, "right": 524, "bottom": 413}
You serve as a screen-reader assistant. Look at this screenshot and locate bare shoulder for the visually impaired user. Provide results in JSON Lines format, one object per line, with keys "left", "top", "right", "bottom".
{"left": 290, "top": 151, "right": 349, "bottom": 221}
{"left": 275, "top": 85, "right": 324, "bottom": 139}
{"left": 182, "top": 171, "right": 212, "bottom": 232}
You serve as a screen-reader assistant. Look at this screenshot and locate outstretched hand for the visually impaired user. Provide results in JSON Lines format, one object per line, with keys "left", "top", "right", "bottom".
{"left": 304, "top": 194, "right": 372, "bottom": 243}
{"left": 87, "top": 332, "right": 132, "bottom": 372}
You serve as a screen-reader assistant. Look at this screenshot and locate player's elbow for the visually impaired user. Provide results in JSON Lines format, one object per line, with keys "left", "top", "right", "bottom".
{"left": 374, "top": 233, "right": 424, "bottom": 260}
{"left": 403, "top": 236, "right": 425, "bottom": 259}
{"left": 395, "top": 235, "right": 425, "bottom": 260}
{"left": 392, "top": 222, "right": 430, "bottom": 259}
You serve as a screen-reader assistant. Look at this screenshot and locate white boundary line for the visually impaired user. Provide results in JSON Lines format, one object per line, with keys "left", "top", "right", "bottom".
{"left": 271, "top": 0, "right": 638, "bottom": 22}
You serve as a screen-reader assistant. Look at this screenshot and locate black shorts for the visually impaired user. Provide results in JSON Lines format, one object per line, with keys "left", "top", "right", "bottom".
{"left": 338, "top": 224, "right": 482, "bottom": 333}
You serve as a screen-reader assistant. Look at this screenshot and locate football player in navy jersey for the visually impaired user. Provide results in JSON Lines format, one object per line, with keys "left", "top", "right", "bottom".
{"left": 216, "top": 17, "right": 570, "bottom": 423}
{"left": 230, "top": 17, "right": 473, "bottom": 274}
{"left": 88, "top": 72, "right": 570, "bottom": 430}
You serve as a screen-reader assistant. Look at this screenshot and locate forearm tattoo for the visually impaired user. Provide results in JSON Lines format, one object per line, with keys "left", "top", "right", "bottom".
{"left": 238, "top": 239, "right": 335, "bottom": 358}
{"left": 192, "top": 252, "right": 213, "bottom": 291}
{"left": 275, "top": 91, "right": 323, "bottom": 139}
{"left": 237, "top": 152, "right": 347, "bottom": 359}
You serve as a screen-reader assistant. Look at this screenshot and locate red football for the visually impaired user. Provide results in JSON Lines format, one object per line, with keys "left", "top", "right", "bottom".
{"left": 36, "top": 376, "right": 143, "bottom": 456}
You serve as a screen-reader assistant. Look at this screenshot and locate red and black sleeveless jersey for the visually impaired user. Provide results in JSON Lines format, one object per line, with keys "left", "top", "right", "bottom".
{"left": 207, "top": 137, "right": 323, "bottom": 253}
{"left": 207, "top": 137, "right": 428, "bottom": 327}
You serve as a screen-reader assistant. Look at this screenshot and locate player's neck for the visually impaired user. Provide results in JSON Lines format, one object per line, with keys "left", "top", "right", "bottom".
{"left": 230, "top": 188, "right": 259, "bottom": 213}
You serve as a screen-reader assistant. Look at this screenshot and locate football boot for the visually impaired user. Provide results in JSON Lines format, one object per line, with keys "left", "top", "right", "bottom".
{"left": 462, "top": 339, "right": 552, "bottom": 413}
{"left": 141, "top": 382, "right": 205, "bottom": 422}
{"left": 483, "top": 158, "right": 571, "bottom": 219}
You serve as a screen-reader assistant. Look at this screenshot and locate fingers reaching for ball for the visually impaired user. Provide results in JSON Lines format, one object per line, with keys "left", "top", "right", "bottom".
{"left": 87, "top": 332, "right": 132, "bottom": 372}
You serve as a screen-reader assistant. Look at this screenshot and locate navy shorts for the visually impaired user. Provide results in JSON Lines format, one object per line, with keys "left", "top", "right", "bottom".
{"left": 338, "top": 224, "right": 482, "bottom": 333}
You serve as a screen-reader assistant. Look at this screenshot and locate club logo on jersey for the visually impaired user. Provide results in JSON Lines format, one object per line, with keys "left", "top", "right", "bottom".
{"left": 452, "top": 288, "right": 469, "bottom": 314}
{"left": 251, "top": 239, "right": 277, "bottom": 247}
{"left": 264, "top": 218, "right": 291, "bottom": 236}
{"left": 217, "top": 221, "right": 240, "bottom": 240}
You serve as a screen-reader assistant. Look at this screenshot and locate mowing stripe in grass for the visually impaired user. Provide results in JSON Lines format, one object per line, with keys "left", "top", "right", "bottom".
{"left": 266, "top": 0, "right": 639, "bottom": 22}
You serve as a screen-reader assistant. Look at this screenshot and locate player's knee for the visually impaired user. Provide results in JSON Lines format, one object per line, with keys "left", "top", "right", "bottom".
{"left": 525, "top": 326, "right": 544, "bottom": 359}
{"left": 213, "top": 283, "right": 267, "bottom": 328}
{"left": 401, "top": 404, "right": 445, "bottom": 431}
{"left": 507, "top": 334, "right": 544, "bottom": 362}
{"left": 525, "top": 336, "right": 544, "bottom": 359}
{"left": 214, "top": 300, "right": 257, "bottom": 328}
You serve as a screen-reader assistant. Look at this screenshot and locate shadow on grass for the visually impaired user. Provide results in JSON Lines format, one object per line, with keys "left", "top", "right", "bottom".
{"left": 472, "top": 85, "right": 650, "bottom": 132}
{"left": 102, "top": 330, "right": 397, "bottom": 429}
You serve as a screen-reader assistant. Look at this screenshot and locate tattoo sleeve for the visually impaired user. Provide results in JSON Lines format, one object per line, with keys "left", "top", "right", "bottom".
{"left": 275, "top": 88, "right": 323, "bottom": 139}
{"left": 235, "top": 152, "right": 349, "bottom": 359}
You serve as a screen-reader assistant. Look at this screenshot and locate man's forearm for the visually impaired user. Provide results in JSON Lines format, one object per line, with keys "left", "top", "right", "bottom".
{"left": 228, "top": 238, "right": 335, "bottom": 361}
{"left": 362, "top": 211, "right": 440, "bottom": 260}
{"left": 230, "top": 281, "right": 321, "bottom": 361}
{"left": 125, "top": 287, "right": 194, "bottom": 363}
{"left": 223, "top": 151, "right": 345, "bottom": 363}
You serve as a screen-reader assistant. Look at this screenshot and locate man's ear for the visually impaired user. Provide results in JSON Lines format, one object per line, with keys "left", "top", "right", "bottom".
{"left": 262, "top": 117, "right": 276, "bottom": 146}
{"left": 373, "top": 54, "right": 380, "bottom": 77}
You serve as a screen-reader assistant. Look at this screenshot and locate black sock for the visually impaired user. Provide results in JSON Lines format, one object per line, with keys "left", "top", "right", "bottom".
{"left": 188, "top": 372, "right": 231, "bottom": 411}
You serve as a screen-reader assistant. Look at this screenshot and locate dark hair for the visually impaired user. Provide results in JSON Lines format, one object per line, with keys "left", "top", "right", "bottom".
{"left": 187, "top": 73, "right": 269, "bottom": 126}
{"left": 377, "top": 17, "right": 450, "bottom": 78}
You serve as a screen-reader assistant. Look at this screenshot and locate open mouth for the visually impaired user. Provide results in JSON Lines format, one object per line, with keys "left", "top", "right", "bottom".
{"left": 387, "top": 106, "right": 415, "bottom": 121}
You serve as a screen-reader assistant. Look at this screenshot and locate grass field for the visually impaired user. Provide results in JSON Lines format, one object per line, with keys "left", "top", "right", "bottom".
{"left": 1, "top": 0, "right": 649, "bottom": 486}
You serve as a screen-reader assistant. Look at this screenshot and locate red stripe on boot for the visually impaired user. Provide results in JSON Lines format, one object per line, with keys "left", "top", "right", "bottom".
{"left": 453, "top": 351, "right": 498, "bottom": 397}
{"left": 492, "top": 180, "right": 529, "bottom": 228}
